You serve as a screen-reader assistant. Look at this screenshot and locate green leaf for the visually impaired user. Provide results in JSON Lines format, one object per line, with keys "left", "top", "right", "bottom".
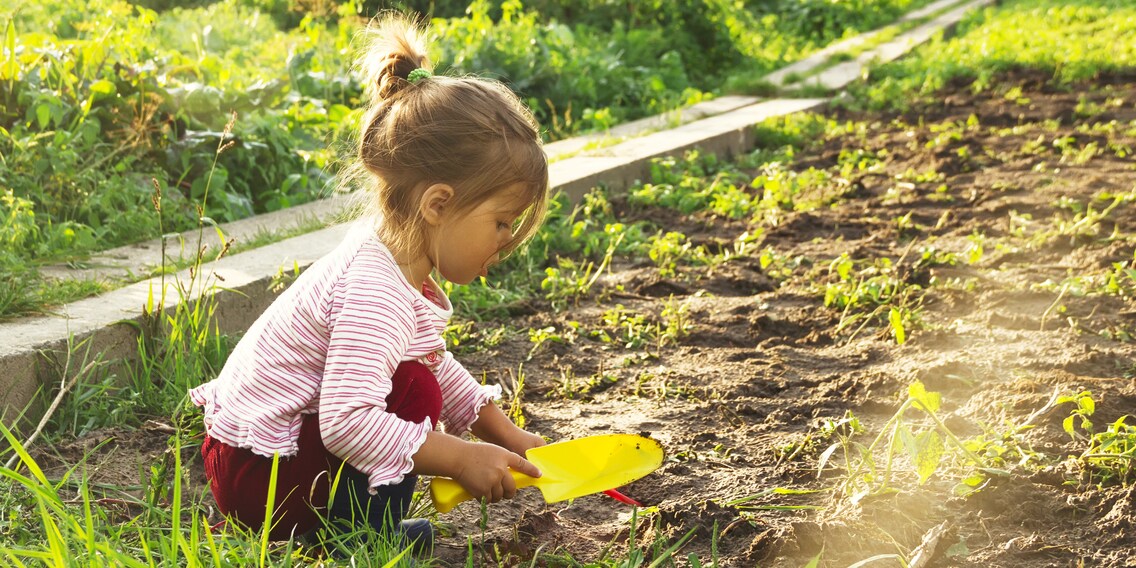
{"left": 35, "top": 104, "right": 50, "bottom": 129}
{"left": 2, "top": 19, "right": 15, "bottom": 81}
{"left": 889, "top": 307, "right": 906, "bottom": 344}
{"left": 1079, "top": 395, "right": 1095, "bottom": 415}
{"left": 816, "top": 442, "right": 840, "bottom": 479}
{"left": 908, "top": 380, "right": 941, "bottom": 413}
{"left": 760, "top": 250, "right": 773, "bottom": 269}
{"left": 803, "top": 548, "right": 823, "bottom": 568}
{"left": 949, "top": 472, "right": 986, "bottom": 495}
{"left": 914, "top": 430, "right": 944, "bottom": 484}
{"left": 1063, "top": 415, "right": 1076, "bottom": 438}
{"left": 88, "top": 79, "right": 117, "bottom": 100}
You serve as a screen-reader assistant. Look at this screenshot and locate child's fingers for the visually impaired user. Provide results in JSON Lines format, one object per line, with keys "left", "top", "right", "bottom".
{"left": 511, "top": 454, "right": 541, "bottom": 478}
{"left": 502, "top": 471, "right": 518, "bottom": 500}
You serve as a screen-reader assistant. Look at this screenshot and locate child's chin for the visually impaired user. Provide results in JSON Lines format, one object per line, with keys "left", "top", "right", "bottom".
{"left": 448, "top": 273, "right": 478, "bottom": 286}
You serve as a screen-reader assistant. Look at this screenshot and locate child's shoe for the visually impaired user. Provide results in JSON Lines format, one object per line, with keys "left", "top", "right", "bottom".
{"left": 398, "top": 518, "right": 435, "bottom": 551}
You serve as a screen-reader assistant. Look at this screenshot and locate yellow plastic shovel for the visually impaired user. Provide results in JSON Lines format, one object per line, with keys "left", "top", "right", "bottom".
{"left": 430, "top": 434, "right": 664, "bottom": 513}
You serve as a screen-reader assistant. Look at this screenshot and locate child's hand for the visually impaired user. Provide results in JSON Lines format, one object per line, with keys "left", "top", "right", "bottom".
{"left": 469, "top": 402, "right": 547, "bottom": 457}
{"left": 506, "top": 430, "right": 546, "bottom": 458}
{"left": 455, "top": 442, "right": 542, "bottom": 503}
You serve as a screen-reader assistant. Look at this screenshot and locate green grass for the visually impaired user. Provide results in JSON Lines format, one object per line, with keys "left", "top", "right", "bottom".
{"left": 1, "top": 0, "right": 949, "bottom": 318}
{"left": 846, "top": 0, "right": 1136, "bottom": 112}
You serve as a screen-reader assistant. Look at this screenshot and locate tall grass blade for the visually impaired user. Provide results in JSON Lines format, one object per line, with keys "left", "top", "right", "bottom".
{"left": 381, "top": 546, "right": 413, "bottom": 568}
{"left": 0, "top": 420, "right": 51, "bottom": 485}
{"left": 259, "top": 452, "right": 281, "bottom": 568}
{"left": 802, "top": 548, "right": 823, "bottom": 568}
{"left": 645, "top": 527, "right": 697, "bottom": 568}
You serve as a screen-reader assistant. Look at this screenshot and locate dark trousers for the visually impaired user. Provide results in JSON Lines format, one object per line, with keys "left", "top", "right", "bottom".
{"left": 201, "top": 361, "right": 443, "bottom": 540}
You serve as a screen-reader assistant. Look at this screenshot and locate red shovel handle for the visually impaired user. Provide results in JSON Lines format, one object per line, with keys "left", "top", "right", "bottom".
{"left": 603, "top": 488, "right": 642, "bottom": 506}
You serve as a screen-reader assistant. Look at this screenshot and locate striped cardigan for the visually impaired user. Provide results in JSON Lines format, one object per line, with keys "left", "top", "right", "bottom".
{"left": 190, "top": 223, "right": 499, "bottom": 489}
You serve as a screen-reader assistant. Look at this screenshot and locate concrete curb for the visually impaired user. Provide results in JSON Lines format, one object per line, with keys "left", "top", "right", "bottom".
{"left": 1, "top": 0, "right": 994, "bottom": 425}
{"left": 764, "top": 0, "right": 974, "bottom": 88}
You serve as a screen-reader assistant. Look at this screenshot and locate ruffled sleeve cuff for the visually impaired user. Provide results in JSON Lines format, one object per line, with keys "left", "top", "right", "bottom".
{"left": 443, "top": 383, "right": 502, "bottom": 435}
{"left": 365, "top": 417, "right": 434, "bottom": 493}
{"left": 188, "top": 382, "right": 211, "bottom": 408}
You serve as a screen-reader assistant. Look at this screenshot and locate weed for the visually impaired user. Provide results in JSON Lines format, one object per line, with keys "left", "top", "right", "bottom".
{"left": 1059, "top": 390, "right": 1097, "bottom": 440}
{"left": 648, "top": 232, "right": 710, "bottom": 278}
{"left": 549, "top": 363, "right": 620, "bottom": 401}
{"left": 961, "top": 420, "right": 1048, "bottom": 482}
{"left": 1077, "top": 416, "right": 1136, "bottom": 486}
{"left": 820, "top": 382, "right": 986, "bottom": 504}
{"left": 1047, "top": 191, "right": 1133, "bottom": 245}
{"left": 1034, "top": 248, "right": 1136, "bottom": 308}
{"left": 822, "top": 252, "right": 924, "bottom": 344}
{"left": 837, "top": 147, "right": 885, "bottom": 178}
{"left": 964, "top": 232, "right": 986, "bottom": 265}
{"left": 777, "top": 411, "right": 864, "bottom": 464}
{"left": 724, "top": 487, "right": 828, "bottom": 514}
{"left": 591, "top": 305, "right": 657, "bottom": 350}
{"left": 528, "top": 324, "right": 577, "bottom": 360}
{"left": 658, "top": 296, "right": 694, "bottom": 347}
{"left": 758, "top": 246, "right": 803, "bottom": 281}
{"left": 848, "top": 0, "right": 1136, "bottom": 112}
{"left": 0, "top": 420, "right": 418, "bottom": 566}
{"left": 541, "top": 227, "right": 626, "bottom": 311}
{"left": 501, "top": 365, "right": 530, "bottom": 430}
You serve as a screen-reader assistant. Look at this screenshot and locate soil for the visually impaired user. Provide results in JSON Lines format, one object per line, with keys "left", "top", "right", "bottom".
{"left": 29, "top": 69, "right": 1136, "bottom": 567}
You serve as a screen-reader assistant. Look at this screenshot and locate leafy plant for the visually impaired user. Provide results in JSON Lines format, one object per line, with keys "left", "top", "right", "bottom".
{"left": 658, "top": 296, "right": 693, "bottom": 347}
{"left": 590, "top": 305, "right": 657, "bottom": 350}
{"left": 822, "top": 253, "right": 924, "bottom": 344}
{"left": 1078, "top": 416, "right": 1136, "bottom": 486}
{"left": 818, "top": 382, "right": 987, "bottom": 504}
{"left": 648, "top": 231, "right": 709, "bottom": 279}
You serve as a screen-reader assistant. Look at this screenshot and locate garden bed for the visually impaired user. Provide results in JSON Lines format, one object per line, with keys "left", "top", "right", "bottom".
{"left": 426, "top": 67, "right": 1136, "bottom": 566}
{"left": 19, "top": 66, "right": 1136, "bottom": 567}
{"left": 6, "top": 1, "right": 1136, "bottom": 565}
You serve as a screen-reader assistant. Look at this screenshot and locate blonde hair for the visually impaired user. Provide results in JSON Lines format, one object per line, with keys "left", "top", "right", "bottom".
{"left": 346, "top": 13, "right": 549, "bottom": 262}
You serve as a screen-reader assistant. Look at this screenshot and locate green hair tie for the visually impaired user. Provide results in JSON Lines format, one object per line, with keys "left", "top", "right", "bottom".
{"left": 407, "top": 68, "right": 432, "bottom": 84}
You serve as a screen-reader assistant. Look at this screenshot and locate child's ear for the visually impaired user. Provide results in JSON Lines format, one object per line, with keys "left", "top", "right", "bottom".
{"left": 420, "top": 183, "right": 454, "bottom": 226}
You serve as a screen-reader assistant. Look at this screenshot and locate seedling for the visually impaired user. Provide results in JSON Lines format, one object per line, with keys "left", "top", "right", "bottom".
{"left": 821, "top": 253, "right": 924, "bottom": 344}
{"left": 1078, "top": 416, "right": 1136, "bottom": 486}
{"left": 590, "top": 305, "right": 657, "bottom": 350}
{"left": 658, "top": 296, "right": 693, "bottom": 347}
{"left": 542, "top": 232, "right": 625, "bottom": 311}
{"left": 758, "top": 246, "right": 801, "bottom": 281}
{"left": 777, "top": 411, "right": 864, "bottom": 464}
{"left": 502, "top": 365, "right": 529, "bottom": 430}
{"left": 527, "top": 324, "right": 575, "bottom": 360}
{"left": 549, "top": 363, "right": 620, "bottom": 401}
{"left": 1059, "top": 390, "right": 1096, "bottom": 440}
{"left": 648, "top": 231, "right": 708, "bottom": 278}
{"left": 819, "top": 382, "right": 986, "bottom": 504}
{"left": 965, "top": 232, "right": 986, "bottom": 265}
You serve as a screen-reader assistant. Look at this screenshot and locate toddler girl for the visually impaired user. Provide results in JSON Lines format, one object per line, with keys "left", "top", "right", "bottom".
{"left": 190, "top": 14, "right": 549, "bottom": 550}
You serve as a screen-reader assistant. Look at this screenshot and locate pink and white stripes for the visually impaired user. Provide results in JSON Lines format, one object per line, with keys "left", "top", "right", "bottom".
{"left": 190, "top": 223, "right": 499, "bottom": 490}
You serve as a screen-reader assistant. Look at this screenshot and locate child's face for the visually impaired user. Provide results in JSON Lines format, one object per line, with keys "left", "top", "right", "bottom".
{"left": 432, "top": 184, "right": 528, "bottom": 285}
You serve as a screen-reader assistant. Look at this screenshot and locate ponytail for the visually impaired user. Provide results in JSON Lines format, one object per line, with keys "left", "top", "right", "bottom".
{"left": 358, "top": 14, "right": 431, "bottom": 104}
{"left": 343, "top": 13, "right": 550, "bottom": 264}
